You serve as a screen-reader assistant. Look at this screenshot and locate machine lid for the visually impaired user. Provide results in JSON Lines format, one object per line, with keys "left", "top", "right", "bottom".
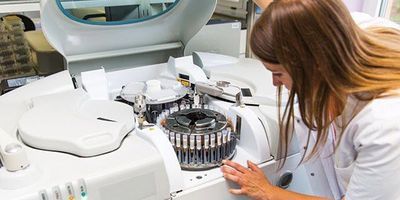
{"left": 18, "top": 89, "right": 135, "bottom": 157}
{"left": 40, "top": 0, "right": 217, "bottom": 59}
{"left": 120, "top": 79, "right": 188, "bottom": 105}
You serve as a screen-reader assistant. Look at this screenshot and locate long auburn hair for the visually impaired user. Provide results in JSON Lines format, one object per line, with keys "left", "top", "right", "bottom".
{"left": 250, "top": 0, "right": 400, "bottom": 165}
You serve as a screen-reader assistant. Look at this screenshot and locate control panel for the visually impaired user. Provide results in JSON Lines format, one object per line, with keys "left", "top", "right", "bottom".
{"left": 37, "top": 179, "right": 88, "bottom": 200}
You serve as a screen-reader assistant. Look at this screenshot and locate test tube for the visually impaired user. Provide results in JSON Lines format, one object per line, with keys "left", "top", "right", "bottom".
{"left": 196, "top": 135, "right": 202, "bottom": 150}
{"left": 190, "top": 135, "right": 195, "bottom": 164}
{"left": 211, "top": 134, "right": 216, "bottom": 162}
{"left": 222, "top": 130, "right": 228, "bottom": 158}
{"left": 183, "top": 135, "right": 188, "bottom": 149}
{"left": 210, "top": 134, "right": 216, "bottom": 148}
{"left": 176, "top": 133, "right": 181, "bottom": 162}
{"left": 222, "top": 130, "right": 227, "bottom": 144}
{"left": 204, "top": 135, "right": 209, "bottom": 149}
{"left": 163, "top": 109, "right": 170, "bottom": 117}
{"left": 190, "top": 135, "right": 195, "bottom": 150}
{"left": 183, "top": 135, "right": 188, "bottom": 164}
{"left": 204, "top": 135, "right": 210, "bottom": 163}
{"left": 180, "top": 103, "right": 186, "bottom": 110}
{"left": 196, "top": 135, "right": 202, "bottom": 164}
{"left": 217, "top": 132, "right": 222, "bottom": 160}
{"left": 176, "top": 133, "right": 181, "bottom": 148}
{"left": 170, "top": 132, "right": 175, "bottom": 146}
{"left": 226, "top": 128, "right": 232, "bottom": 154}
{"left": 165, "top": 130, "right": 170, "bottom": 139}
{"left": 172, "top": 103, "right": 179, "bottom": 113}
{"left": 217, "top": 132, "right": 222, "bottom": 146}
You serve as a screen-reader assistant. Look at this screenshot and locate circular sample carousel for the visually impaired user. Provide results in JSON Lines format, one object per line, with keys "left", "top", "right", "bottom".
{"left": 158, "top": 107, "right": 237, "bottom": 170}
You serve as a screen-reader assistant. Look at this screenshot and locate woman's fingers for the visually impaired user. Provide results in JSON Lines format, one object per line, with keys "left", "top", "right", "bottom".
{"left": 223, "top": 160, "right": 249, "bottom": 174}
{"left": 223, "top": 172, "right": 241, "bottom": 184}
{"left": 247, "top": 160, "right": 263, "bottom": 174}
{"left": 221, "top": 165, "right": 241, "bottom": 176}
{"left": 222, "top": 160, "right": 272, "bottom": 199}
{"left": 229, "top": 188, "right": 245, "bottom": 195}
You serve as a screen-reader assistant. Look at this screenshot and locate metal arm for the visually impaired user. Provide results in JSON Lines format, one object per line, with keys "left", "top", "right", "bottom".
{"left": 195, "top": 81, "right": 244, "bottom": 107}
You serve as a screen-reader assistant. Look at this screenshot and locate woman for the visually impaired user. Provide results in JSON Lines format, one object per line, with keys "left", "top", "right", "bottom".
{"left": 221, "top": 0, "right": 400, "bottom": 199}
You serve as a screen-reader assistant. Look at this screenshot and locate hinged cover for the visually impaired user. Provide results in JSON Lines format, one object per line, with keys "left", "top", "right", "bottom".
{"left": 40, "top": 0, "right": 216, "bottom": 61}
{"left": 18, "top": 89, "right": 135, "bottom": 157}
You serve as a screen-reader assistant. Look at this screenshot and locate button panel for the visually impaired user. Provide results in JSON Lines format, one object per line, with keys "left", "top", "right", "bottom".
{"left": 37, "top": 179, "right": 87, "bottom": 200}
{"left": 78, "top": 179, "right": 88, "bottom": 200}
{"left": 38, "top": 190, "right": 49, "bottom": 200}
{"left": 52, "top": 186, "right": 62, "bottom": 200}
{"left": 66, "top": 182, "right": 76, "bottom": 200}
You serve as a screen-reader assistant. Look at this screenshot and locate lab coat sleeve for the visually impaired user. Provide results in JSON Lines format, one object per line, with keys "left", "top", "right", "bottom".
{"left": 345, "top": 119, "right": 400, "bottom": 200}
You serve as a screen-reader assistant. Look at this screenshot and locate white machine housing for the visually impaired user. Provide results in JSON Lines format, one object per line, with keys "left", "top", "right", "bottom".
{"left": 0, "top": 0, "right": 336, "bottom": 199}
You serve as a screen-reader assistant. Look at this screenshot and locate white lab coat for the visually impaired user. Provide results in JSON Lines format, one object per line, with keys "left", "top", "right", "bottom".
{"left": 295, "top": 13, "right": 400, "bottom": 200}
{"left": 334, "top": 92, "right": 400, "bottom": 200}
{"left": 336, "top": 14, "right": 400, "bottom": 200}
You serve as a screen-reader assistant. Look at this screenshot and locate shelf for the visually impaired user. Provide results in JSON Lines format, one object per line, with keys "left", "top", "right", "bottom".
{"left": 0, "top": 1, "right": 40, "bottom": 14}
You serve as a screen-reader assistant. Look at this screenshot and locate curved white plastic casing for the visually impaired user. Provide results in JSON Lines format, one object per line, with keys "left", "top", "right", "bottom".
{"left": 0, "top": 164, "right": 41, "bottom": 190}
{"left": 18, "top": 89, "right": 135, "bottom": 157}
{"left": 209, "top": 99, "right": 271, "bottom": 163}
{"left": 40, "top": 0, "right": 217, "bottom": 58}
{"left": 229, "top": 106, "right": 271, "bottom": 163}
{"left": 168, "top": 56, "right": 209, "bottom": 84}
{"left": 136, "top": 125, "right": 184, "bottom": 193}
{"left": 193, "top": 52, "right": 239, "bottom": 69}
{"left": 0, "top": 71, "right": 74, "bottom": 105}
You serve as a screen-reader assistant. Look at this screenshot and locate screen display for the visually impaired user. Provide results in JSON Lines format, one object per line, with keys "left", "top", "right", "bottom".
{"left": 241, "top": 88, "right": 252, "bottom": 97}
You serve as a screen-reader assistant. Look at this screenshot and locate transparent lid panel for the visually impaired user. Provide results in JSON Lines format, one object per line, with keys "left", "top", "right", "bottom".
{"left": 57, "top": 0, "right": 179, "bottom": 25}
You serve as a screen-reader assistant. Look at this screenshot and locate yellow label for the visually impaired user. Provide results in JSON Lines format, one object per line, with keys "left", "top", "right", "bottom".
{"left": 179, "top": 79, "right": 191, "bottom": 87}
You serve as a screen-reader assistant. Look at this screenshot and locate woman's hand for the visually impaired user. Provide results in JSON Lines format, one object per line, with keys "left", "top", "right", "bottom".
{"left": 221, "top": 160, "right": 329, "bottom": 200}
{"left": 221, "top": 160, "right": 274, "bottom": 200}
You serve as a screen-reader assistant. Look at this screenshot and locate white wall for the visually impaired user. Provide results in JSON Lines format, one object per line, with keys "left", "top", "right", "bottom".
{"left": 344, "top": 0, "right": 384, "bottom": 17}
{"left": 344, "top": 0, "right": 364, "bottom": 12}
